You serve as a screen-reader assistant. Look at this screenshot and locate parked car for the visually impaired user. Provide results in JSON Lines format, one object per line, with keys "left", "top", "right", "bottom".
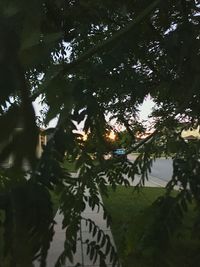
{"left": 112, "top": 148, "right": 127, "bottom": 160}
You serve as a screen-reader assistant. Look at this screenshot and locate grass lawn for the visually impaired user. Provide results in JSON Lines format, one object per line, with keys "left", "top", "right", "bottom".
{"left": 63, "top": 158, "right": 99, "bottom": 173}
{"left": 63, "top": 160, "right": 77, "bottom": 172}
{"left": 49, "top": 190, "right": 60, "bottom": 216}
{"left": 102, "top": 186, "right": 200, "bottom": 267}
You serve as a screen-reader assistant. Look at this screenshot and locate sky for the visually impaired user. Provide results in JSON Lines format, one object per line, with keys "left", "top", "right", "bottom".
{"left": 138, "top": 95, "right": 155, "bottom": 122}
{"left": 33, "top": 95, "right": 155, "bottom": 129}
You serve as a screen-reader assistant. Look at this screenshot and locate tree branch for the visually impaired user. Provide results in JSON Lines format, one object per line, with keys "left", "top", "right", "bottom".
{"left": 62, "top": 0, "right": 161, "bottom": 72}
{"left": 31, "top": 0, "right": 161, "bottom": 101}
{"left": 126, "top": 129, "right": 158, "bottom": 154}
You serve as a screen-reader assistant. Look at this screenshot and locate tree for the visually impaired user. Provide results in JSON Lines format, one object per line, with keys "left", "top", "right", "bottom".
{"left": 0, "top": 0, "right": 200, "bottom": 266}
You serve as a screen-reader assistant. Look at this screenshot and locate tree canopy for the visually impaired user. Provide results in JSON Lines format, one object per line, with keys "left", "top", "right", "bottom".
{"left": 0, "top": 0, "right": 200, "bottom": 266}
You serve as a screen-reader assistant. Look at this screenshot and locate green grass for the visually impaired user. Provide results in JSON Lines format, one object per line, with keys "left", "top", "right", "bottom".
{"left": 63, "top": 160, "right": 77, "bottom": 172}
{"left": 102, "top": 186, "right": 200, "bottom": 267}
{"left": 49, "top": 190, "right": 60, "bottom": 216}
{"left": 63, "top": 159, "right": 99, "bottom": 173}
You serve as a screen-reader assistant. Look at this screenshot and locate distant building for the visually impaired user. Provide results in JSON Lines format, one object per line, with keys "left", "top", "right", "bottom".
{"left": 36, "top": 129, "right": 47, "bottom": 158}
{"left": 0, "top": 128, "right": 47, "bottom": 168}
{"left": 181, "top": 125, "right": 200, "bottom": 140}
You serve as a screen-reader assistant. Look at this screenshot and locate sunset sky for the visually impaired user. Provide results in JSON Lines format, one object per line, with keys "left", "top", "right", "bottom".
{"left": 33, "top": 95, "right": 155, "bottom": 129}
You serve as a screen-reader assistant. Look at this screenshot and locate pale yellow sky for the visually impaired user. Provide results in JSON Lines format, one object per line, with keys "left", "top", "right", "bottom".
{"left": 138, "top": 95, "right": 155, "bottom": 121}
{"left": 33, "top": 95, "right": 155, "bottom": 129}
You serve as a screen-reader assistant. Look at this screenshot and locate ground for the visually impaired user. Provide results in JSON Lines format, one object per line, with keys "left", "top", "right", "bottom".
{"left": 102, "top": 186, "right": 200, "bottom": 267}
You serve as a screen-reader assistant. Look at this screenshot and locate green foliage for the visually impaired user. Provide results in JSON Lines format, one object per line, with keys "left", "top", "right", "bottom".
{"left": 0, "top": 0, "right": 200, "bottom": 266}
{"left": 102, "top": 186, "right": 200, "bottom": 267}
{"left": 0, "top": 171, "right": 54, "bottom": 266}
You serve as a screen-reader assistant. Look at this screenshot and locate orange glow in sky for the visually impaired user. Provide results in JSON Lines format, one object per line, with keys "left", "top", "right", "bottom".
{"left": 82, "top": 133, "right": 88, "bottom": 141}
{"left": 107, "top": 131, "right": 116, "bottom": 140}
